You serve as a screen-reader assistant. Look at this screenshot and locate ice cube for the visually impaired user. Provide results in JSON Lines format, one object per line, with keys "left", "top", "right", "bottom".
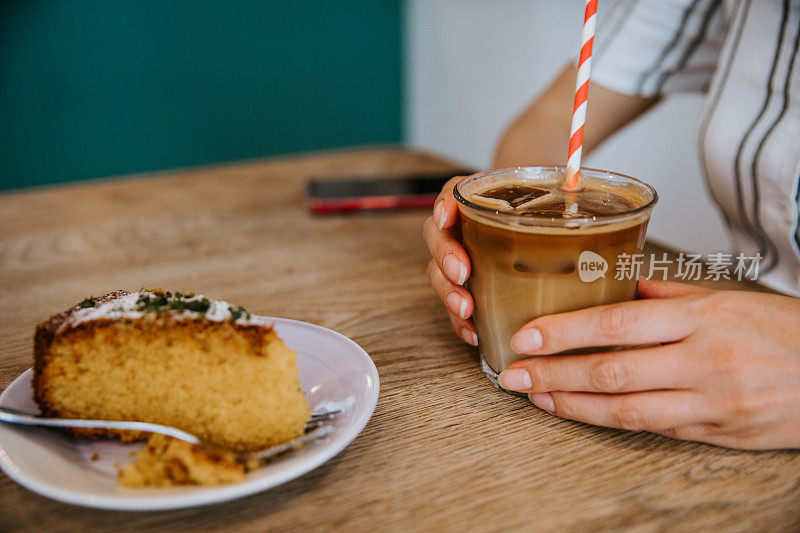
{"left": 471, "top": 184, "right": 551, "bottom": 211}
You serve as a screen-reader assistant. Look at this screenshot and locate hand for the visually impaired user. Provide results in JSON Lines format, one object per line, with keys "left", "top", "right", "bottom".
{"left": 498, "top": 279, "right": 800, "bottom": 450}
{"left": 423, "top": 176, "right": 477, "bottom": 346}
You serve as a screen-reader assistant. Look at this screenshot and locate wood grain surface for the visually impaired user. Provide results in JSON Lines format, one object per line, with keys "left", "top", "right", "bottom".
{"left": 0, "top": 148, "right": 798, "bottom": 532}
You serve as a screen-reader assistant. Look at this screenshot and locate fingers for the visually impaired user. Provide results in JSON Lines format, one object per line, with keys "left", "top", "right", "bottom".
{"left": 530, "top": 390, "right": 715, "bottom": 432}
{"left": 423, "top": 215, "right": 471, "bottom": 286}
{"left": 433, "top": 176, "right": 466, "bottom": 230}
{"left": 427, "top": 259, "right": 477, "bottom": 345}
{"left": 637, "top": 278, "right": 711, "bottom": 299}
{"left": 511, "top": 297, "right": 699, "bottom": 355}
{"left": 449, "top": 313, "right": 478, "bottom": 347}
{"left": 424, "top": 174, "right": 478, "bottom": 347}
{"left": 423, "top": 175, "right": 471, "bottom": 285}
{"left": 427, "top": 260, "right": 474, "bottom": 319}
{"left": 500, "top": 343, "right": 700, "bottom": 394}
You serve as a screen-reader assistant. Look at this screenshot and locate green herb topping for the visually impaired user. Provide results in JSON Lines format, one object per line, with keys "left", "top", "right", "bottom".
{"left": 228, "top": 305, "right": 251, "bottom": 321}
{"left": 135, "top": 289, "right": 250, "bottom": 322}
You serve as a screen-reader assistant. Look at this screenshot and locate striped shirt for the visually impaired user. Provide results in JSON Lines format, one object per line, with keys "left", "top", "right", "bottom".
{"left": 593, "top": 0, "right": 800, "bottom": 296}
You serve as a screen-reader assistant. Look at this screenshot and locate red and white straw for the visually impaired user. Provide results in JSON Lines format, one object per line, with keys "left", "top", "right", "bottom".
{"left": 564, "top": 0, "right": 598, "bottom": 190}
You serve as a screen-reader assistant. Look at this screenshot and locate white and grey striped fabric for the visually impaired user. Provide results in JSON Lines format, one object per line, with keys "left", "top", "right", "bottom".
{"left": 593, "top": 0, "right": 800, "bottom": 296}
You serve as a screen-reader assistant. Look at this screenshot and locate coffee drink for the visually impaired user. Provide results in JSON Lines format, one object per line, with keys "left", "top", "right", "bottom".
{"left": 454, "top": 167, "right": 657, "bottom": 393}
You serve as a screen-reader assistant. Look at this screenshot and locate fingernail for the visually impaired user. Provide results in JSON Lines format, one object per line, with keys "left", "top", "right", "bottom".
{"left": 511, "top": 328, "right": 543, "bottom": 353}
{"left": 446, "top": 292, "right": 468, "bottom": 319}
{"left": 499, "top": 368, "right": 532, "bottom": 391}
{"left": 434, "top": 201, "right": 447, "bottom": 230}
{"left": 462, "top": 328, "right": 478, "bottom": 346}
{"left": 443, "top": 254, "right": 468, "bottom": 285}
{"left": 529, "top": 392, "right": 555, "bottom": 413}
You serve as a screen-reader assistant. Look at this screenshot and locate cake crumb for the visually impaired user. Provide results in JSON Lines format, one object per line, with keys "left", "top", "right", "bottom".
{"left": 118, "top": 434, "right": 247, "bottom": 487}
{"left": 90, "top": 453, "right": 99, "bottom": 462}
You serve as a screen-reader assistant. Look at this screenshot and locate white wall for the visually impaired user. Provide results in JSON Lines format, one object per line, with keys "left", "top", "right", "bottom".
{"left": 405, "top": 0, "right": 729, "bottom": 254}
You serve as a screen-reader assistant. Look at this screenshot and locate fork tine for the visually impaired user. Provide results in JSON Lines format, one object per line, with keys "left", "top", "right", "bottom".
{"left": 245, "top": 425, "right": 334, "bottom": 463}
{"left": 309, "top": 409, "right": 340, "bottom": 422}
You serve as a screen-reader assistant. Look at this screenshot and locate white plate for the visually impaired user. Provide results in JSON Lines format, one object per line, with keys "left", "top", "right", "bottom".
{"left": 0, "top": 317, "right": 379, "bottom": 510}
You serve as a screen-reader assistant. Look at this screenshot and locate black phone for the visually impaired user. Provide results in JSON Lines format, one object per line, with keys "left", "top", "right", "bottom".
{"left": 306, "top": 170, "right": 474, "bottom": 214}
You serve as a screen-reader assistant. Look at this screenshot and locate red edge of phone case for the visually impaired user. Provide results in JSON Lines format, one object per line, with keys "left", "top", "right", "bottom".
{"left": 310, "top": 194, "right": 439, "bottom": 214}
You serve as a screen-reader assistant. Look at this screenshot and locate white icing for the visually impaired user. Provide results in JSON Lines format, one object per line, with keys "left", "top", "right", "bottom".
{"left": 205, "top": 299, "right": 231, "bottom": 321}
{"left": 61, "top": 291, "right": 273, "bottom": 332}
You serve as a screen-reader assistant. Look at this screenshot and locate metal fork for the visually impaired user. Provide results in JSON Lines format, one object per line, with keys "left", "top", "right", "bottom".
{"left": 0, "top": 406, "right": 338, "bottom": 463}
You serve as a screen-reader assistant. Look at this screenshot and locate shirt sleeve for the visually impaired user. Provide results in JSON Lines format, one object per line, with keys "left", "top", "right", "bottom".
{"left": 591, "top": 0, "right": 726, "bottom": 97}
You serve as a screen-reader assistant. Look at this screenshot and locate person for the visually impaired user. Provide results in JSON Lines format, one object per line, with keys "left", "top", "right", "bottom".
{"left": 423, "top": 0, "right": 800, "bottom": 450}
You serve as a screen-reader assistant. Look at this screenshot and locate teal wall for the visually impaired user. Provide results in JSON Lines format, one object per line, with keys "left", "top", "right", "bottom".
{"left": 0, "top": 1, "right": 402, "bottom": 191}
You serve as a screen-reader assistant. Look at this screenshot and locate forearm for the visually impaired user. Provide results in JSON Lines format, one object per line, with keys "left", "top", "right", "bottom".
{"left": 493, "top": 64, "right": 661, "bottom": 168}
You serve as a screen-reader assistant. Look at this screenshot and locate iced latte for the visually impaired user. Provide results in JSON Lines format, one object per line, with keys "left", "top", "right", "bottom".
{"left": 454, "top": 167, "right": 657, "bottom": 394}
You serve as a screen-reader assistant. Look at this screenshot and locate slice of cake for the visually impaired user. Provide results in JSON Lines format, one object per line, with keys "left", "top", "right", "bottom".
{"left": 33, "top": 289, "right": 311, "bottom": 455}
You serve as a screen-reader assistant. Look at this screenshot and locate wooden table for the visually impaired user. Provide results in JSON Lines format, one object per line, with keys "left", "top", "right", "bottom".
{"left": 1, "top": 148, "right": 798, "bottom": 532}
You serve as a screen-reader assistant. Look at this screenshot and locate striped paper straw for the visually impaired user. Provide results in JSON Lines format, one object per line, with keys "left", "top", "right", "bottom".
{"left": 564, "top": 0, "right": 598, "bottom": 191}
